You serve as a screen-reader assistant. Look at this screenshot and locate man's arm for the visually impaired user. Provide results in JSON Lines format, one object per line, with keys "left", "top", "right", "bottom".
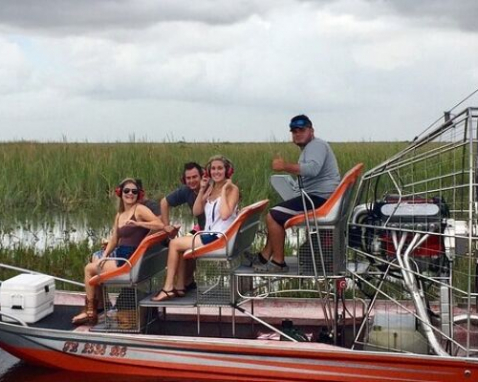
{"left": 272, "top": 156, "right": 301, "bottom": 175}
{"left": 299, "top": 139, "right": 326, "bottom": 177}
{"left": 160, "top": 197, "right": 171, "bottom": 226}
{"left": 273, "top": 140, "right": 325, "bottom": 177}
{"left": 160, "top": 187, "right": 189, "bottom": 226}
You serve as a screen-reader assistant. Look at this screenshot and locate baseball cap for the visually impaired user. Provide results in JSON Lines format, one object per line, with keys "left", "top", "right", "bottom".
{"left": 289, "top": 115, "right": 312, "bottom": 130}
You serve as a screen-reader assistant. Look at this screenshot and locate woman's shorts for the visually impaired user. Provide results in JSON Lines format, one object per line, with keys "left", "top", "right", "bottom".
{"left": 270, "top": 195, "right": 327, "bottom": 227}
{"left": 200, "top": 233, "right": 219, "bottom": 245}
{"left": 91, "top": 245, "right": 137, "bottom": 267}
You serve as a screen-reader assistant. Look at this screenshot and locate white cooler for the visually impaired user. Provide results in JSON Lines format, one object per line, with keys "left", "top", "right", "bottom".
{"left": 0, "top": 274, "right": 55, "bottom": 323}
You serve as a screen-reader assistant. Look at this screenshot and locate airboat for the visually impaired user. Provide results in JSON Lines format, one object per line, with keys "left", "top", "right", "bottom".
{"left": 1, "top": 107, "right": 478, "bottom": 381}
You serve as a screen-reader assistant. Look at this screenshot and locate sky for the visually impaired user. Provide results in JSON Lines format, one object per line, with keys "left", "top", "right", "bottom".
{"left": 1, "top": 0, "right": 478, "bottom": 143}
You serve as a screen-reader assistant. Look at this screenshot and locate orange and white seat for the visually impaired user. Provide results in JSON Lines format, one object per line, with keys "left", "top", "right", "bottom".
{"left": 89, "top": 230, "right": 172, "bottom": 332}
{"left": 284, "top": 164, "right": 364, "bottom": 229}
{"left": 283, "top": 164, "right": 364, "bottom": 276}
{"left": 184, "top": 200, "right": 269, "bottom": 261}
{"left": 89, "top": 230, "right": 171, "bottom": 286}
{"left": 183, "top": 200, "right": 269, "bottom": 307}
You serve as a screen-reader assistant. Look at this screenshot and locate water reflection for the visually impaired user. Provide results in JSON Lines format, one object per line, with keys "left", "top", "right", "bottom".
{"left": 0, "top": 211, "right": 286, "bottom": 256}
{"left": 0, "top": 213, "right": 109, "bottom": 251}
{"left": 0, "top": 212, "right": 198, "bottom": 251}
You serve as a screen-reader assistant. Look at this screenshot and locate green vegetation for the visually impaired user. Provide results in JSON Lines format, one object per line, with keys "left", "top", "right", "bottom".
{"left": 0, "top": 141, "right": 409, "bottom": 282}
{"left": 0, "top": 240, "right": 92, "bottom": 289}
{"left": 0, "top": 141, "right": 408, "bottom": 214}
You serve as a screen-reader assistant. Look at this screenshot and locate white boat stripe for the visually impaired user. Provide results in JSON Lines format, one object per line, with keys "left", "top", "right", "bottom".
{"left": 27, "top": 334, "right": 449, "bottom": 379}
{"left": 271, "top": 206, "right": 302, "bottom": 215}
{"left": 134, "top": 347, "right": 448, "bottom": 376}
{"left": 0, "top": 326, "right": 467, "bottom": 382}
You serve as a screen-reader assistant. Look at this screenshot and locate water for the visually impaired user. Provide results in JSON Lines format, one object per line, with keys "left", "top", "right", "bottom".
{"left": 0, "top": 214, "right": 110, "bottom": 251}
{"left": 0, "top": 212, "right": 199, "bottom": 251}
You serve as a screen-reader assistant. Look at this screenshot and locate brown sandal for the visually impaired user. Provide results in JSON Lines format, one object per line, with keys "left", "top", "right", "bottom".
{"left": 72, "top": 297, "right": 98, "bottom": 325}
{"left": 175, "top": 289, "right": 186, "bottom": 298}
{"left": 151, "top": 289, "right": 176, "bottom": 302}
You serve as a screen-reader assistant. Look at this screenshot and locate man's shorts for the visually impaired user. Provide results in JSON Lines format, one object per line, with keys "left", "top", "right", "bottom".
{"left": 270, "top": 195, "right": 327, "bottom": 227}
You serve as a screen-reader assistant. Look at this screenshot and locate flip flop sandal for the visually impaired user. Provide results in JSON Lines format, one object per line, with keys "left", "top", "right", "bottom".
{"left": 151, "top": 288, "right": 176, "bottom": 302}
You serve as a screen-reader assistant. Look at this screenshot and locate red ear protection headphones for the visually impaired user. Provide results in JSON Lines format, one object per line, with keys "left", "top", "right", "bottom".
{"left": 114, "top": 179, "right": 145, "bottom": 200}
{"left": 138, "top": 189, "right": 145, "bottom": 200}
{"left": 206, "top": 156, "right": 234, "bottom": 178}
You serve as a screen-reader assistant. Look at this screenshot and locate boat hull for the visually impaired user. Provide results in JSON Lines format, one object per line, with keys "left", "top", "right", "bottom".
{"left": 0, "top": 321, "right": 477, "bottom": 382}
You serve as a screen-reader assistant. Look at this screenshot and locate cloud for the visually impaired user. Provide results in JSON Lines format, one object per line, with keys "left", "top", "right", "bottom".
{"left": 377, "top": 0, "right": 478, "bottom": 32}
{"left": 300, "top": 0, "right": 478, "bottom": 32}
{"left": 0, "top": 0, "right": 477, "bottom": 142}
{"left": 0, "top": 38, "right": 34, "bottom": 94}
{"left": 0, "top": 0, "right": 280, "bottom": 35}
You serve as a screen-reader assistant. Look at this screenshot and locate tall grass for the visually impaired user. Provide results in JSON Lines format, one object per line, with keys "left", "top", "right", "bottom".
{"left": 0, "top": 141, "right": 408, "bottom": 214}
{"left": 0, "top": 240, "right": 92, "bottom": 289}
{"left": 0, "top": 140, "right": 409, "bottom": 282}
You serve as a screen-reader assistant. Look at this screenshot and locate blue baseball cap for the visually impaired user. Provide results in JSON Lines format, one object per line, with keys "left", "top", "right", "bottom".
{"left": 289, "top": 115, "right": 312, "bottom": 131}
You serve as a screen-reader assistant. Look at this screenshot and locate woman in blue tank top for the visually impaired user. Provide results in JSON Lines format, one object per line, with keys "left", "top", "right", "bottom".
{"left": 152, "top": 155, "right": 239, "bottom": 302}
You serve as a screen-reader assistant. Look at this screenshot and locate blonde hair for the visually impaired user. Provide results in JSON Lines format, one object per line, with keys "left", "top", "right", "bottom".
{"left": 205, "top": 155, "right": 234, "bottom": 179}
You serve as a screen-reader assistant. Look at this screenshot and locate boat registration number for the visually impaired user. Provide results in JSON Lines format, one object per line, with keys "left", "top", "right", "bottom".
{"left": 63, "top": 341, "right": 127, "bottom": 357}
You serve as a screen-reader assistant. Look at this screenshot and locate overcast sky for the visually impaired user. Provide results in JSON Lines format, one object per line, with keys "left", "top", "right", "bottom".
{"left": 0, "top": 0, "right": 477, "bottom": 142}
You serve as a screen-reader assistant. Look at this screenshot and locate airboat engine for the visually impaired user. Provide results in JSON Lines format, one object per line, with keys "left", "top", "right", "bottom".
{"left": 348, "top": 195, "right": 471, "bottom": 273}
{"left": 349, "top": 194, "right": 477, "bottom": 355}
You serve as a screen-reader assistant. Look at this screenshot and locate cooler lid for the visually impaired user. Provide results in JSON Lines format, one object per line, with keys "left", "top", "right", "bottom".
{"left": 0, "top": 273, "right": 55, "bottom": 291}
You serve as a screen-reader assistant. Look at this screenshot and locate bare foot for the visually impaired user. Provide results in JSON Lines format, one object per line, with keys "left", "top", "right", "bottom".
{"left": 71, "top": 311, "right": 88, "bottom": 325}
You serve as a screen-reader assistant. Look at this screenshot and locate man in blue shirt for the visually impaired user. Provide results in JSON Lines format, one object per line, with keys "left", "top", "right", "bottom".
{"left": 160, "top": 162, "right": 205, "bottom": 289}
{"left": 253, "top": 115, "right": 341, "bottom": 273}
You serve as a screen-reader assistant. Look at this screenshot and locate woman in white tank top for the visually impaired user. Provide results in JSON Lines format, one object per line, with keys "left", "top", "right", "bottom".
{"left": 152, "top": 155, "right": 239, "bottom": 302}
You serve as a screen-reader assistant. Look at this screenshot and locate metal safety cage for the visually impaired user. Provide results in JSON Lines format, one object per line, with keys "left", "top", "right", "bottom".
{"left": 348, "top": 107, "right": 478, "bottom": 357}
{"left": 297, "top": 221, "right": 344, "bottom": 276}
{"left": 101, "top": 280, "right": 151, "bottom": 333}
{"left": 196, "top": 255, "right": 242, "bottom": 307}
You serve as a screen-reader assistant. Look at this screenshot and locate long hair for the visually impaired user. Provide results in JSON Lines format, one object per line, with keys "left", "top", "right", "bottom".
{"left": 205, "top": 155, "right": 234, "bottom": 179}
{"left": 116, "top": 178, "right": 143, "bottom": 213}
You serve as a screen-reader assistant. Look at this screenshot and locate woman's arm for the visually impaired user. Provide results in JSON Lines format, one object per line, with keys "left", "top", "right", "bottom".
{"left": 133, "top": 205, "right": 165, "bottom": 231}
{"left": 103, "top": 214, "right": 119, "bottom": 257}
{"left": 219, "top": 180, "right": 239, "bottom": 220}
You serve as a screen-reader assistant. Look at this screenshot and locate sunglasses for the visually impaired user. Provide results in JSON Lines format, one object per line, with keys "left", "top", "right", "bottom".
{"left": 123, "top": 188, "right": 139, "bottom": 195}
